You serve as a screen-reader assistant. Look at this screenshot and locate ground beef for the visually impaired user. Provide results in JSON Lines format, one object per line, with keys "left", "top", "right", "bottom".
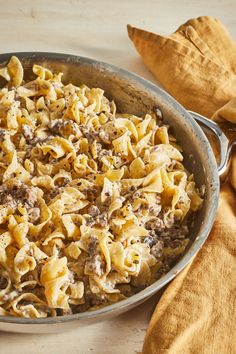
{"left": 145, "top": 218, "right": 165, "bottom": 232}
{"left": 47, "top": 187, "right": 63, "bottom": 201}
{"left": 22, "top": 125, "right": 34, "bottom": 142}
{"left": 82, "top": 187, "right": 99, "bottom": 202}
{"left": 0, "top": 194, "right": 17, "bottom": 210}
{"left": 71, "top": 293, "right": 107, "bottom": 313}
{"left": 87, "top": 205, "right": 100, "bottom": 217}
{"left": 98, "top": 122, "right": 119, "bottom": 142}
{"left": 87, "top": 236, "right": 98, "bottom": 254}
{"left": 54, "top": 177, "right": 70, "bottom": 187}
{"left": 80, "top": 125, "right": 99, "bottom": 143}
{"left": 156, "top": 261, "right": 172, "bottom": 279}
{"left": 161, "top": 224, "right": 189, "bottom": 239}
{"left": 0, "top": 276, "right": 7, "bottom": 290}
{"left": 21, "top": 272, "right": 35, "bottom": 283}
{"left": 150, "top": 240, "right": 164, "bottom": 259}
{"left": 85, "top": 254, "right": 103, "bottom": 277}
{"left": 15, "top": 184, "right": 37, "bottom": 208}
{"left": 48, "top": 119, "right": 64, "bottom": 133}
{"left": 71, "top": 302, "right": 90, "bottom": 314}
{"left": 0, "top": 181, "right": 38, "bottom": 210}
{"left": 86, "top": 213, "right": 107, "bottom": 228}
{"left": 88, "top": 293, "right": 107, "bottom": 307}
{"left": 85, "top": 217, "right": 95, "bottom": 226}
{"left": 116, "top": 284, "right": 133, "bottom": 297}
{"left": 49, "top": 119, "right": 79, "bottom": 137}
{"left": 56, "top": 308, "right": 72, "bottom": 316}
{"left": 85, "top": 236, "right": 104, "bottom": 277}
{"left": 143, "top": 236, "right": 156, "bottom": 248}
{"left": 94, "top": 214, "right": 107, "bottom": 227}
{"left": 0, "top": 129, "right": 6, "bottom": 142}
{"left": 144, "top": 220, "right": 190, "bottom": 259}
{"left": 160, "top": 224, "right": 189, "bottom": 248}
{"left": 138, "top": 203, "right": 149, "bottom": 211}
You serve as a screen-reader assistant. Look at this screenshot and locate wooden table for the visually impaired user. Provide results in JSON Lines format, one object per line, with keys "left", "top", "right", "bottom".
{"left": 0, "top": 1, "right": 235, "bottom": 353}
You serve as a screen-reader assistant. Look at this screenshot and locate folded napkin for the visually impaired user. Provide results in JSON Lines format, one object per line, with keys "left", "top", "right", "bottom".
{"left": 128, "top": 16, "right": 236, "bottom": 354}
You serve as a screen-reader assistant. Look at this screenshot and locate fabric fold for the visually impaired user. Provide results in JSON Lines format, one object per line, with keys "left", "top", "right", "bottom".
{"left": 142, "top": 186, "right": 236, "bottom": 354}
{"left": 127, "top": 16, "right": 236, "bottom": 354}
{"left": 127, "top": 17, "right": 236, "bottom": 117}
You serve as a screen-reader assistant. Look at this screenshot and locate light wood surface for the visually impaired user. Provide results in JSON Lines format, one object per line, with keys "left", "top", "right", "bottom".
{"left": 0, "top": 1, "right": 235, "bottom": 353}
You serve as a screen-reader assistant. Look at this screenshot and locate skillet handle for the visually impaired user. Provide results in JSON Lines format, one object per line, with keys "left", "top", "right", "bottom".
{"left": 188, "top": 110, "right": 236, "bottom": 182}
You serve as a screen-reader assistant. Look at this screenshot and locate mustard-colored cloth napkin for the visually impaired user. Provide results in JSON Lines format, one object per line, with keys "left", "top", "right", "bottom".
{"left": 127, "top": 16, "right": 236, "bottom": 354}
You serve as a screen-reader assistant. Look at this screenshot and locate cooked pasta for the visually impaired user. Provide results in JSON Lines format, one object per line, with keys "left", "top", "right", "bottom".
{"left": 0, "top": 57, "right": 203, "bottom": 318}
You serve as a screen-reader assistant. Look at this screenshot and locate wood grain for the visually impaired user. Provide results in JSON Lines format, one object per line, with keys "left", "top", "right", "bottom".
{"left": 0, "top": 1, "right": 235, "bottom": 353}
{"left": 0, "top": 296, "right": 158, "bottom": 354}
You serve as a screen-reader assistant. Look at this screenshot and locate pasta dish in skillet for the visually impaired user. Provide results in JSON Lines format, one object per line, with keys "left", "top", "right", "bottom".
{"left": 0, "top": 57, "right": 203, "bottom": 318}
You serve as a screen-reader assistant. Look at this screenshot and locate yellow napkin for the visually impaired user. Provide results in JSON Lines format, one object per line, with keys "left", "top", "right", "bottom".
{"left": 127, "top": 17, "right": 236, "bottom": 118}
{"left": 127, "top": 16, "right": 236, "bottom": 354}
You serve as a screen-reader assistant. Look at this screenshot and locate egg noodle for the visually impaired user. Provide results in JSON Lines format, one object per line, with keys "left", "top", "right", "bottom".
{"left": 0, "top": 57, "right": 203, "bottom": 318}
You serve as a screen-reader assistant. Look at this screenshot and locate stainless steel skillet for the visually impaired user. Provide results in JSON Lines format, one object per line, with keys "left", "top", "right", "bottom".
{"left": 0, "top": 52, "right": 234, "bottom": 333}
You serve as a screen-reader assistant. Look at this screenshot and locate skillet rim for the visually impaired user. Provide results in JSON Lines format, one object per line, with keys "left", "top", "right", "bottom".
{"left": 0, "top": 52, "right": 219, "bottom": 325}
